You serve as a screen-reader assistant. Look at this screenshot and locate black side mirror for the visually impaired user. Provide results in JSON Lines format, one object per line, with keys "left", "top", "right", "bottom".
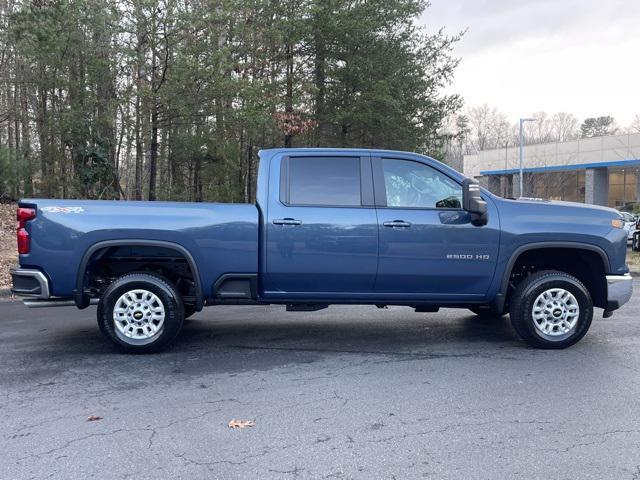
{"left": 462, "top": 179, "right": 488, "bottom": 226}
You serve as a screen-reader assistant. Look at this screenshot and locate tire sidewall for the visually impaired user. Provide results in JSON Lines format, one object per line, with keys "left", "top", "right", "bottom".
{"left": 517, "top": 275, "right": 592, "bottom": 347}
{"left": 98, "top": 274, "right": 184, "bottom": 353}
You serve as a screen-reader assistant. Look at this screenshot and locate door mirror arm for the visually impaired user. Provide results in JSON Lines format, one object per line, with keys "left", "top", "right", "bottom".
{"left": 462, "top": 179, "right": 488, "bottom": 226}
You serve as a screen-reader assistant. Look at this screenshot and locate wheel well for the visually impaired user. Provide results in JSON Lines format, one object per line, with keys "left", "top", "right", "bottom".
{"left": 505, "top": 248, "right": 607, "bottom": 308}
{"left": 82, "top": 245, "right": 198, "bottom": 306}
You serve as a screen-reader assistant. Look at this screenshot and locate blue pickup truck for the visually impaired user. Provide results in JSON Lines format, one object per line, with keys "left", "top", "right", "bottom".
{"left": 11, "top": 148, "right": 633, "bottom": 352}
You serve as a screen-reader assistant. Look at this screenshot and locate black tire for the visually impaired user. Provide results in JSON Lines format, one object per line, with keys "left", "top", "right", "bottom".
{"left": 97, "top": 273, "right": 185, "bottom": 353}
{"left": 469, "top": 306, "right": 506, "bottom": 318}
{"left": 509, "top": 270, "right": 593, "bottom": 349}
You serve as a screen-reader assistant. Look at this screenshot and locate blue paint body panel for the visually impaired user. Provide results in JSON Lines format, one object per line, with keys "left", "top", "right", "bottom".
{"left": 18, "top": 148, "right": 628, "bottom": 307}
{"left": 375, "top": 202, "right": 500, "bottom": 297}
{"left": 262, "top": 151, "right": 378, "bottom": 298}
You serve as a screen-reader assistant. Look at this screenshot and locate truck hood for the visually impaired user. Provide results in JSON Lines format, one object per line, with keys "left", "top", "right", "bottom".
{"left": 499, "top": 197, "right": 620, "bottom": 218}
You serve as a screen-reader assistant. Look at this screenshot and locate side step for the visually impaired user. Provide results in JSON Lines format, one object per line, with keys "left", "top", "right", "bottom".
{"left": 414, "top": 305, "right": 439, "bottom": 313}
{"left": 24, "top": 298, "right": 99, "bottom": 308}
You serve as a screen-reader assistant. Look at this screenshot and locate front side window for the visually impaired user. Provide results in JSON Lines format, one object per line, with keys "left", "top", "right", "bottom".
{"left": 382, "top": 159, "right": 462, "bottom": 209}
{"left": 288, "top": 156, "right": 361, "bottom": 206}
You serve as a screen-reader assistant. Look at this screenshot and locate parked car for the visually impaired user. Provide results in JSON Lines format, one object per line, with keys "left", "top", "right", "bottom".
{"left": 619, "top": 202, "right": 640, "bottom": 214}
{"left": 619, "top": 211, "right": 638, "bottom": 241}
{"left": 11, "top": 148, "right": 633, "bottom": 352}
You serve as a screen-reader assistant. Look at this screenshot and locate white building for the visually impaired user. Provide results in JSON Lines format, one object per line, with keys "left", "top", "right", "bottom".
{"left": 463, "top": 132, "right": 640, "bottom": 209}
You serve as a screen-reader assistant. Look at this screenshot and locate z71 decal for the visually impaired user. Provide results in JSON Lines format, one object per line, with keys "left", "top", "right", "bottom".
{"left": 41, "top": 206, "right": 85, "bottom": 214}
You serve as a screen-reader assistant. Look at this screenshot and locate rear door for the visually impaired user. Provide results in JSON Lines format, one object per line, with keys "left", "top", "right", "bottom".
{"left": 263, "top": 154, "right": 378, "bottom": 296}
{"left": 373, "top": 156, "right": 500, "bottom": 297}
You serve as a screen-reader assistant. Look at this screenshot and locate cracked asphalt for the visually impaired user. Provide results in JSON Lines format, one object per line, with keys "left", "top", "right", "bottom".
{"left": 1, "top": 280, "right": 639, "bottom": 480}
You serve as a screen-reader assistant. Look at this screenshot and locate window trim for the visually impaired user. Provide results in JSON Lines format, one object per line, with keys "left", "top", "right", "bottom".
{"left": 371, "top": 156, "right": 465, "bottom": 211}
{"left": 279, "top": 155, "right": 374, "bottom": 208}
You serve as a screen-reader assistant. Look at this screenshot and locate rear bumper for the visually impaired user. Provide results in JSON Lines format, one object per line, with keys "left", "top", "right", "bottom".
{"left": 10, "top": 267, "right": 50, "bottom": 299}
{"left": 606, "top": 274, "right": 633, "bottom": 310}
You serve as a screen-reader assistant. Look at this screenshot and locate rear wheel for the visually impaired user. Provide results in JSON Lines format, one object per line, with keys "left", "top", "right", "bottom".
{"left": 509, "top": 270, "right": 593, "bottom": 349}
{"left": 97, "top": 273, "right": 185, "bottom": 353}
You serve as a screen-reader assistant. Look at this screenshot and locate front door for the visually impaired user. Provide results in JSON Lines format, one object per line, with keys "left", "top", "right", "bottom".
{"left": 264, "top": 154, "right": 378, "bottom": 296}
{"left": 373, "top": 157, "right": 500, "bottom": 297}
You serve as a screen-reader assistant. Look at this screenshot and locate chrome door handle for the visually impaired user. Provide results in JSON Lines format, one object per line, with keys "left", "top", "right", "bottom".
{"left": 383, "top": 220, "right": 411, "bottom": 228}
{"left": 273, "top": 218, "right": 302, "bottom": 226}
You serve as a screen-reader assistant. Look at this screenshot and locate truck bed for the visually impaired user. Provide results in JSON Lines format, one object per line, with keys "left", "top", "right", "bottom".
{"left": 18, "top": 199, "right": 259, "bottom": 298}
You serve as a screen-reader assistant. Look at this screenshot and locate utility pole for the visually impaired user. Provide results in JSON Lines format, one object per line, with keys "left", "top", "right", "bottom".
{"left": 504, "top": 141, "right": 508, "bottom": 197}
{"left": 519, "top": 118, "right": 536, "bottom": 198}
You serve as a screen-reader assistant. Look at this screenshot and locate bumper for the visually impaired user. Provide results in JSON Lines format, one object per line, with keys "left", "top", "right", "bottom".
{"left": 11, "top": 267, "right": 94, "bottom": 307}
{"left": 606, "top": 274, "right": 633, "bottom": 310}
{"left": 10, "top": 267, "right": 50, "bottom": 299}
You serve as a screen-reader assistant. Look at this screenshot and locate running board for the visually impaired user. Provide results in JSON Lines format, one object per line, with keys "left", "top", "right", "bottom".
{"left": 24, "top": 298, "right": 99, "bottom": 308}
{"left": 286, "top": 303, "right": 328, "bottom": 312}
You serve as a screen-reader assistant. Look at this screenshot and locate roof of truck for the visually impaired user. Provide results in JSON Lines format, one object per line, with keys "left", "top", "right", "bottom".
{"left": 258, "top": 147, "right": 465, "bottom": 180}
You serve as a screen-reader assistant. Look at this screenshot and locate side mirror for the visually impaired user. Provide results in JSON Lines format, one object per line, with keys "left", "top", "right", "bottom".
{"left": 462, "top": 179, "right": 488, "bottom": 226}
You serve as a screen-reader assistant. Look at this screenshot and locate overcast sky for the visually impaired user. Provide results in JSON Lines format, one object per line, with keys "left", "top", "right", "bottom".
{"left": 420, "top": 0, "right": 640, "bottom": 126}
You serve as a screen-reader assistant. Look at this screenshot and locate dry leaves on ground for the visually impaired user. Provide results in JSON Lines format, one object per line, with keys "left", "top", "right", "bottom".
{"left": 228, "top": 419, "right": 255, "bottom": 429}
{"left": 0, "top": 203, "right": 17, "bottom": 290}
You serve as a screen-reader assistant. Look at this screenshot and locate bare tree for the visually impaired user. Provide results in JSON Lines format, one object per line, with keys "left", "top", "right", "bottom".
{"left": 550, "top": 112, "right": 579, "bottom": 142}
{"left": 465, "top": 104, "right": 510, "bottom": 152}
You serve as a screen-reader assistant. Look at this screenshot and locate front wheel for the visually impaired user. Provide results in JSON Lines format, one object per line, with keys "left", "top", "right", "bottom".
{"left": 97, "top": 273, "right": 185, "bottom": 353}
{"left": 509, "top": 270, "right": 593, "bottom": 349}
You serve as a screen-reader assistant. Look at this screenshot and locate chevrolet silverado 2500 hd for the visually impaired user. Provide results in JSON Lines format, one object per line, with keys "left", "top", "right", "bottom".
{"left": 11, "top": 148, "right": 633, "bottom": 352}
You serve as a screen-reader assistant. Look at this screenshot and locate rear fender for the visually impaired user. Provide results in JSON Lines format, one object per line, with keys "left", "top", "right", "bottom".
{"left": 74, "top": 239, "right": 203, "bottom": 310}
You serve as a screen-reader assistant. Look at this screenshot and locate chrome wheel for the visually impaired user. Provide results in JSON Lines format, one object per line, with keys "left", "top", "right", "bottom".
{"left": 532, "top": 288, "right": 580, "bottom": 339}
{"left": 112, "top": 289, "right": 165, "bottom": 342}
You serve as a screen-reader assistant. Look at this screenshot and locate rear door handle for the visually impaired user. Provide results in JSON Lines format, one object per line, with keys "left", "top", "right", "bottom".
{"left": 383, "top": 220, "right": 411, "bottom": 228}
{"left": 273, "top": 218, "right": 302, "bottom": 226}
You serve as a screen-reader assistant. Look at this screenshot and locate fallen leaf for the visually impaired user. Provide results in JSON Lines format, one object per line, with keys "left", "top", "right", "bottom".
{"left": 87, "top": 415, "right": 103, "bottom": 422}
{"left": 228, "top": 419, "right": 254, "bottom": 429}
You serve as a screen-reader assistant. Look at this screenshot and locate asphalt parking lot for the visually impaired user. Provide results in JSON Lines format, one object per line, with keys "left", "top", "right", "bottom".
{"left": 1, "top": 280, "right": 639, "bottom": 480}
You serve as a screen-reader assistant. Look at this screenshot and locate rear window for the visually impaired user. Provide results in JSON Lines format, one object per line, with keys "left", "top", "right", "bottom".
{"left": 287, "top": 157, "right": 361, "bottom": 206}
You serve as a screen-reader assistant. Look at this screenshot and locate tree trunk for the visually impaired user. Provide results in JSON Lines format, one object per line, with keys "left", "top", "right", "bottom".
{"left": 6, "top": 90, "right": 15, "bottom": 200}
{"left": 193, "top": 154, "right": 202, "bottom": 202}
{"left": 246, "top": 141, "right": 254, "bottom": 203}
{"left": 12, "top": 81, "right": 21, "bottom": 199}
{"left": 134, "top": 96, "right": 143, "bottom": 200}
{"left": 134, "top": 3, "right": 145, "bottom": 200}
{"left": 20, "top": 75, "right": 32, "bottom": 197}
{"left": 284, "top": 41, "right": 294, "bottom": 148}
{"left": 148, "top": 103, "right": 158, "bottom": 201}
{"left": 36, "top": 86, "right": 49, "bottom": 197}
{"left": 148, "top": 28, "right": 158, "bottom": 201}
{"left": 313, "top": 9, "right": 326, "bottom": 146}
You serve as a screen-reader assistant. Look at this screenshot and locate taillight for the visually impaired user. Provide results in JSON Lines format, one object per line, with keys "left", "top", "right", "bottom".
{"left": 16, "top": 207, "right": 36, "bottom": 254}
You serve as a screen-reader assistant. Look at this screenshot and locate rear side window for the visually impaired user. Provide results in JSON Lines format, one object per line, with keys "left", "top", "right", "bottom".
{"left": 286, "top": 157, "right": 361, "bottom": 206}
